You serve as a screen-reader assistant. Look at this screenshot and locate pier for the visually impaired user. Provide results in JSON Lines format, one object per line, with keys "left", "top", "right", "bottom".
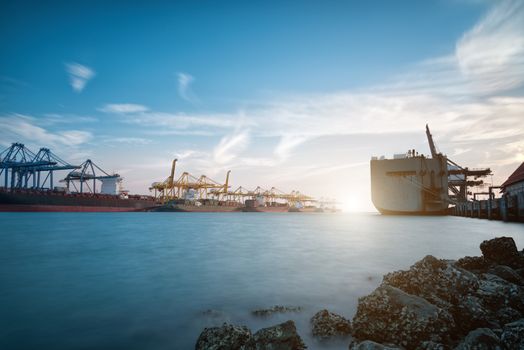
{"left": 450, "top": 189, "right": 524, "bottom": 223}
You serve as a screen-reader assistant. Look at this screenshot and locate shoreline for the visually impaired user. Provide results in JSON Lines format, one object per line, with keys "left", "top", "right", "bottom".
{"left": 195, "top": 236, "right": 524, "bottom": 349}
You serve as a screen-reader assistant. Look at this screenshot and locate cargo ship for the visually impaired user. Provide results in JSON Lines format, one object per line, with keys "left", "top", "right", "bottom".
{"left": 370, "top": 125, "right": 491, "bottom": 215}
{"left": 151, "top": 199, "right": 243, "bottom": 212}
{"left": 0, "top": 143, "right": 160, "bottom": 212}
{"left": 241, "top": 199, "right": 292, "bottom": 212}
{"left": 0, "top": 189, "right": 158, "bottom": 212}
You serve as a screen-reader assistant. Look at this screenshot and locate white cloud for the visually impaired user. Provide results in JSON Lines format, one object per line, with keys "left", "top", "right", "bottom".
{"left": 0, "top": 114, "right": 92, "bottom": 148}
{"left": 99, "top": 103, "right": 149, "bottom": 113}
{"left": 456, "top": 0, "right": 524, "bottom": 94}
{"left": 177, "top": 72, "right": 197, "bottom": 102}
{"left": 213, "top": 129, "right": 250, "bottom": 164}
{"left": 65, "top": 62, "right": 95, "bottom": 93}
{"left": 274, "top": 134, "right": 311, "bottom": 160}
{"left": 109, "top": 137, "right": 152, "bottom": 145}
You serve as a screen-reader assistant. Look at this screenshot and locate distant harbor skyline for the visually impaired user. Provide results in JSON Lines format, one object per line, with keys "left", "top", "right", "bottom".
{"left": 1, "top": 0, "right": 523, "bottom": 211}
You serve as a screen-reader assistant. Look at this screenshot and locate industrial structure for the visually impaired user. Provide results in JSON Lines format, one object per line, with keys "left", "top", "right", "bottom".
{"left": 150, "top": 159, "right": 318, "bottom": 212}
{"left": 0, "top": 142, "right": 324, "bottom": 213}
{"left": 63, "top": 159, "right": 122, "bottom": 195}
{"left": 0, "top": 143, "right": 78, "bottom": 190}
{"left": 452, "top": 162, "right": 524, "bottom": 222}
{"left": 370, "top": 125, "right": 491, "bottom": 215}
{"left": 0, "top": 143, "right": 157, "bottom": 212}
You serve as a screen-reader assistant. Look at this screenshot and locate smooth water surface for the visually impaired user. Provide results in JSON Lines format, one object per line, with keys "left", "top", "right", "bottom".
{"left": 1, "top": 213, "right": 523, "bottom": 349}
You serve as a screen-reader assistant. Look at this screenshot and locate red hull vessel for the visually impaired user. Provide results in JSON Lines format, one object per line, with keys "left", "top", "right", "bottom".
{"left": 0, "top": 189, "right": 159, "bottom": 212}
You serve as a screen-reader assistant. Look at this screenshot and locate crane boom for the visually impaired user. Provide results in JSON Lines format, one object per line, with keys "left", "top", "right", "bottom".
{"left": 168, "top": 159, "right": 177, "bottom": 188}
{"left": 426, "top": 124, "right": 438, "bottom": 158}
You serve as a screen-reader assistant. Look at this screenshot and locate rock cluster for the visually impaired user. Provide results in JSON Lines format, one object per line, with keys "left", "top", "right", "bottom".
{"left": 352, "top": 236, "right": 524, "bottom": 349}
{"left": 195, "top": 236, "right": 524, "bottom": 349}
{"left": 195, "top": 320, "right": 306, "bottom": 350}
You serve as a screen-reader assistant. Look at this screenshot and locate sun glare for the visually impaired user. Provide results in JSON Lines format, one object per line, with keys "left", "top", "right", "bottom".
{"left": 342, "top": 196, "right": 360, "bottom": 212}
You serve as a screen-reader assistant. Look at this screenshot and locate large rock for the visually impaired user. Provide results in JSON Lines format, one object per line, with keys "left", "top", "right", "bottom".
{"left": 455, "top": 256, "right": 491, "bottom": 274}
{"left": 476, "top": 274, "right": 524, "bottom": 314}
{"left": 480, "top": 237, "right": 522, "bottom": 269}
{"left": 310, "top": 309, "right": 351, "bottom": 339}
{"left": 383, "top": 255, "right": 482, "bottom": 336}
{"left": 243, "top": 320, "right": 307, "bottom": 350}
{"left": 352, "top": 284, "right": 454, "bottom": 349}
{"left": 415, "top": 341, "right": 445, "bottom": 350}
{"left": 488, "top": 265, "right": 524, "bottom": 286}
{"left": 495, "top": 307, "right": 521, "bottom": 326}
{"left": 500, "top": 318, "right": 524, "bottom": 349}
{"left": 453, "top": 328, "right": 502, "bottom": 350}
{"left": 383, "top": 256, "right": 479, "bottom": 308}
{"left": 453, "top": 295, "right": 494, "bottom": 331}
{"left": 348, "top": 340, "right": 402, "bottom": 350}
{"left": 195, "top": 323, "right": 252, "bottom": 350}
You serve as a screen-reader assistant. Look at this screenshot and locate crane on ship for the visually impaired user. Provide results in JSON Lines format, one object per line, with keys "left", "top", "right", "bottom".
{"left": 62, "top": 159, "right": 121, "bottom": 194}
{"left": 425, "top": 124, "right": 491, "bottom": 203}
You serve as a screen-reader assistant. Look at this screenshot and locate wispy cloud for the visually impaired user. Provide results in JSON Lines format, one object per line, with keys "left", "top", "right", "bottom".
{"left": 102, "top": 103, "right": 242, "bottom": 134}
{"left": 213, "top": 128, "right": 250, "bottom": 164}
{"left": 274, "top": 134, "right": 311, "bottom": 160}
{"left": 99, "top": 103, "right": 149, "bottom": 113}
{"left": 41, "top": 113, "right": 98, "bottom": 125}
{"left": 0, "top": 114, "right": 92, "bottom": 148}
{"left": 65, "top": 62, "right": 95, "bottom": 93}
{"left": 107, "top": 137, "right": 152, "bottom": 145}
{"left": 177, "top": 72, "right": 197, "bottom": 102}
{"left": 456, "top": 0, "right": 524, "bottom": 94}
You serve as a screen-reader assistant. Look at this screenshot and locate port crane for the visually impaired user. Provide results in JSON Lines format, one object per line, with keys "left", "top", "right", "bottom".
{"left": 150, "top": 159, "right": 317, "bottom": 207}
{"left": 425, "top": 124, "right": 491, "bottom": 203}
{"left": 0, "top": 143, "right": 79, "bottom": 190}
{"left": 150, "top": 159, "right": 227, "bottom": 202}
{"left": 62, "top": 159, "right": 121, "bottom": 194}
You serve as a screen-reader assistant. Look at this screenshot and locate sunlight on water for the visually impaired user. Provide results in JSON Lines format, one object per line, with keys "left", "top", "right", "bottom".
{"left": 1, "top": 213, "right": 523, "bottom": 349}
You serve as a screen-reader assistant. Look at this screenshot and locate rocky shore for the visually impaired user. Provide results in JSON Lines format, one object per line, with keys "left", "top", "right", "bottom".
{"left": 195, "top": 237, "right": 524, "bottom": 349}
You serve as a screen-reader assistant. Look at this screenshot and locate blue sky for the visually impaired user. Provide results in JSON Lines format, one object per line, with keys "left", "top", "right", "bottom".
{"left": 1, "top": 0, "right": 523, "bottom": 211}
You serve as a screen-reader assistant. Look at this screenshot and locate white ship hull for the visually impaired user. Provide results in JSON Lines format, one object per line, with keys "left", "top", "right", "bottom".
{"left": 370, "top": 156, "right": 449, "bottom": 215}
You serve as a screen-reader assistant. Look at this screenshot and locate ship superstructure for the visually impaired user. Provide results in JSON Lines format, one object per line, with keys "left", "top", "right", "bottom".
{"left": 370, "top": 125, "right": 491, "bottom": 215}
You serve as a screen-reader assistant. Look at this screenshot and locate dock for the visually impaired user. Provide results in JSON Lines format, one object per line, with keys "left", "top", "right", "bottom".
{"left": 450, "top": 187, "right": 524, "bottom": 223}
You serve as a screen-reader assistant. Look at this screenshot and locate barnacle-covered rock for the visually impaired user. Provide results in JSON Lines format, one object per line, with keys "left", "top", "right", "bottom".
{"left": 453, "top": 328, "right": 501, "bottom": 350}
{"left": 500, "top": 318, "right": 524, "bottom": 349}
{"left": 352, "top": 285, "right": 454, "bottom": 349}
{"left": 348, "top": 340, "right": 402, "bottom": 350}
{"left": 480, "top": 237, "right": 523, "bottom": 269}
{"left": 310, "top": 309, "right": 351, "bottom": 339}
{"left": 243, "top": 320, "right": 307, "bottom": 350}
{"left": 195, "top": 323, "right": 252, "bottom": 350}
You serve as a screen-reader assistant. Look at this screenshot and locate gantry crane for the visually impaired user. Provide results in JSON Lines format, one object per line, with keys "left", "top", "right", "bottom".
{"left": 0, "top": 143, "right": 78, "bottom": 190}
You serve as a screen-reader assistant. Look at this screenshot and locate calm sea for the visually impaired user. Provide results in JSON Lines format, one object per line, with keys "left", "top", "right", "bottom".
{"left": 1, "top": 213, "right": 523, "bottom": 349}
